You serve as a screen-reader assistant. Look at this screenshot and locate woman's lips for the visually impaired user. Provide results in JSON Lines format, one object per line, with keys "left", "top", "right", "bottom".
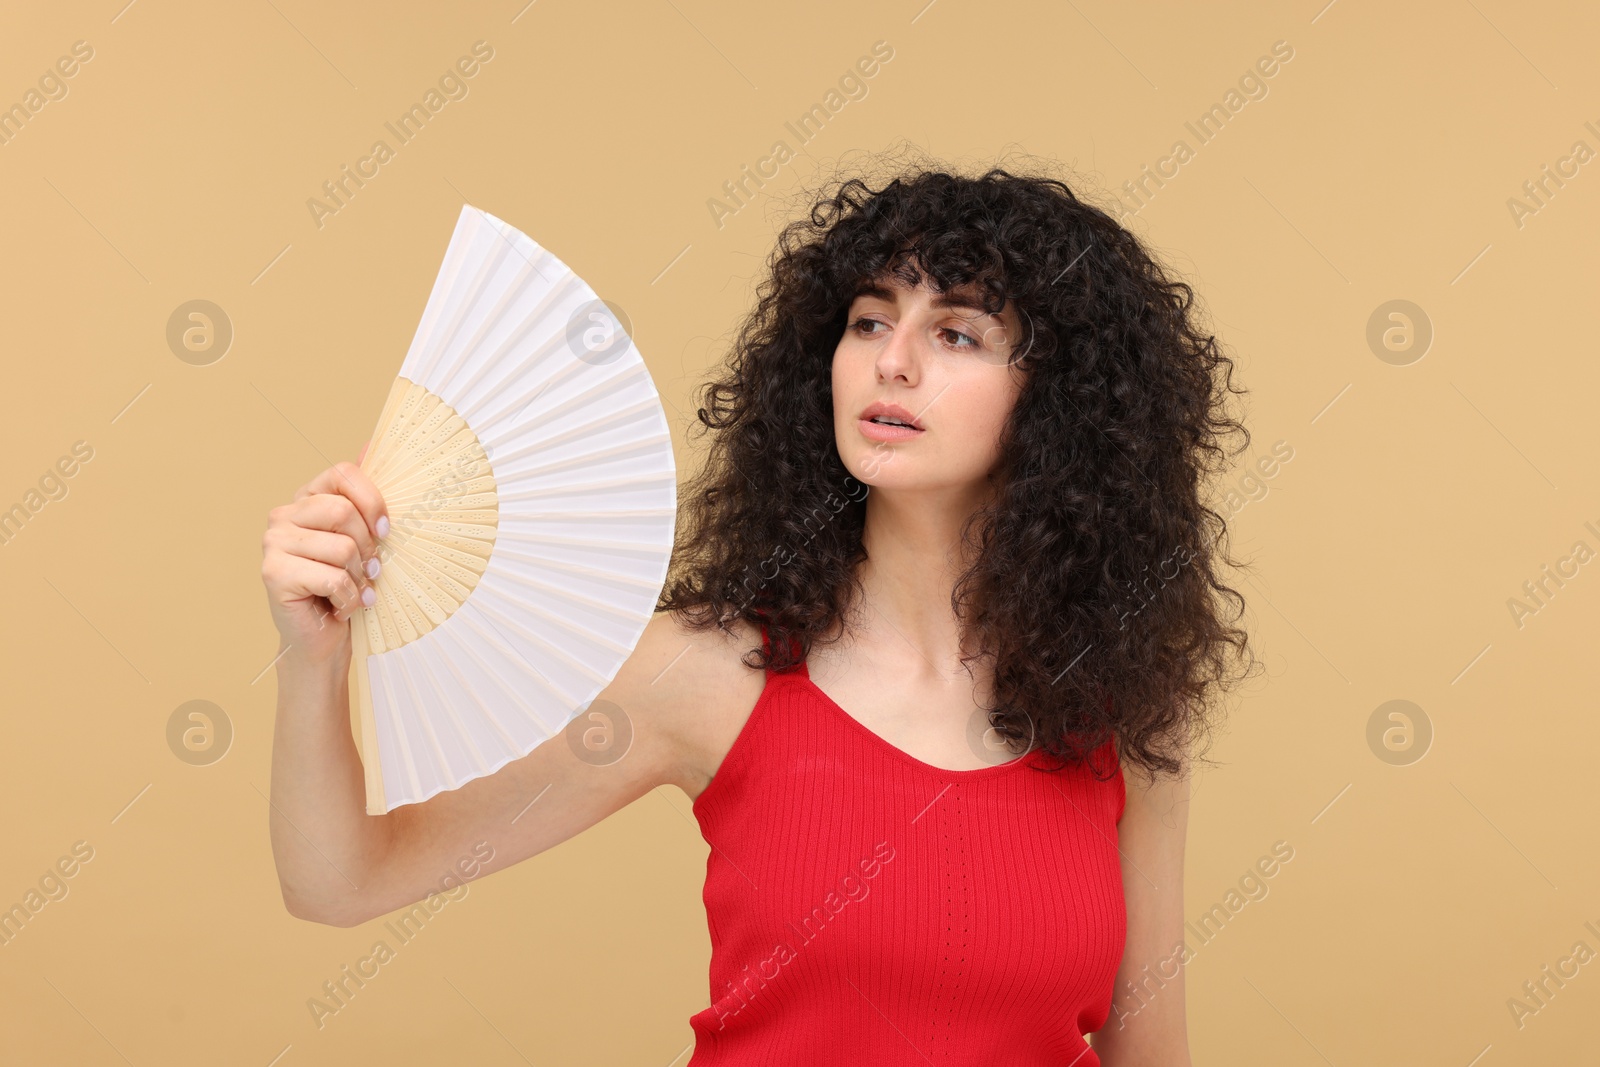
{"left": 858, "top": 418, "right": 925, "bottom": 442}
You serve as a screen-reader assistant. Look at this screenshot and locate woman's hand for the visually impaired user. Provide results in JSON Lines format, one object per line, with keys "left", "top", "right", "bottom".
{"left": 260, "top": 443, "right": 389, "bottom": 665}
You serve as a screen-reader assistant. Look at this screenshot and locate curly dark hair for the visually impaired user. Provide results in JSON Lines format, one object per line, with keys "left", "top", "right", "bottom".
{"left": 658, "top": 150, "right": 1257, "bottom": 781}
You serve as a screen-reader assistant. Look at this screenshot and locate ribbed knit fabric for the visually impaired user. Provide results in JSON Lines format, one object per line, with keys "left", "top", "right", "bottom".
{"left": 687, "top": 626, "right": 1128, "bottom": 1065}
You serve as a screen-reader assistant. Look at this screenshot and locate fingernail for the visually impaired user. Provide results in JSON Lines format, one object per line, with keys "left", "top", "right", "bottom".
{"left": 376, "top": 515, "right": 390, "bottom": 538}
{"left": 365, "top": 557, "right": 381, "bottom": 579}
{"left": 361, "top": 586, "right": 376, "bottom": 607}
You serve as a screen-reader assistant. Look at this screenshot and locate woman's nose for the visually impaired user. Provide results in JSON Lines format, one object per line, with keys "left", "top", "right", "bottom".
{"left": 874, "top": 321, "right": 920, "bottom": 383}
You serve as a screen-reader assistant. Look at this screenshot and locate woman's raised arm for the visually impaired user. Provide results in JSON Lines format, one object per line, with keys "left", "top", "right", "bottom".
{"left": 260, "top": 456, "right": 735, "bottom": 927}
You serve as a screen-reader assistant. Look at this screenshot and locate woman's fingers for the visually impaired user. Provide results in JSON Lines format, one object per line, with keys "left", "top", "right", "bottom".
{"left": 273, "top": 524, "right": 371, "bottom": 590}
{"left": 293, "top": 461, "right": 390, "bottom": 546}
{"left": 281, "top": 489, "right": 380, "bottom": 563}
{"left": 262, "top": 455, "right": 389, "bottom": 653}
{"left": 266, "top": 548, "right": 367, "bottom": 622}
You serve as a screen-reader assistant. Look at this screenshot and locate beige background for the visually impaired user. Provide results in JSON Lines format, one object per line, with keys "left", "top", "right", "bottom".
{"left": 1, "top": 0, "right": 1596, "bottom": 1062}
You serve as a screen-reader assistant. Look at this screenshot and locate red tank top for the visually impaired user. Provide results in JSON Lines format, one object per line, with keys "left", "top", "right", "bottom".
{"left": 687, "top": 626, "right": 1128, "bottom": 1065}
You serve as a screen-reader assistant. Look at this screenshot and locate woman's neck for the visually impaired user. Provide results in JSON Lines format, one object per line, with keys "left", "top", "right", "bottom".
{"left": 853, "top": 485, "right": 992, "bottom": 675}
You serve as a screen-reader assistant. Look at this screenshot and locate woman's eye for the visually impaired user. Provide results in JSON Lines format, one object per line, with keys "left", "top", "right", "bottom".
{"left": 849, "top": 318, "right": 978, "bottom": 350}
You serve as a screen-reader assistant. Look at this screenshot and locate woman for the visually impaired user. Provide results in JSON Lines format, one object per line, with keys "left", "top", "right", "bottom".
{"left": 261, "top": 161, "right": 1252, "bottom": 1065}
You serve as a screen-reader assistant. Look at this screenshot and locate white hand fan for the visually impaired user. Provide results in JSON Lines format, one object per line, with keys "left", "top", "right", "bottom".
{"left": 347, "top": 204, "right": 677, "bottom": 815}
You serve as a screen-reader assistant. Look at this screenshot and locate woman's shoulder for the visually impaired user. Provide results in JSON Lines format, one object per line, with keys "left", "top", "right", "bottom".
{"left": 612, "top": 609, "right": 769, "bottom": 800}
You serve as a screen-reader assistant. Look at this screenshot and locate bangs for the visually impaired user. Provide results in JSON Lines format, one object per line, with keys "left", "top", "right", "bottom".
{"left": 848, "top": 243, "right": 1012, "bottom": 319}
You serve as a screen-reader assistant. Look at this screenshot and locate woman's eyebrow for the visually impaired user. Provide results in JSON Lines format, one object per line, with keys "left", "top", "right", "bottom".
{"left": 931, "top": 291, "right": 1003, "bottom": 322}
{"left": 851, "top": 282, "right": 1003, "bottom": 323}
{"left": 851, "top": 281, "right": 898, "bottom": 303}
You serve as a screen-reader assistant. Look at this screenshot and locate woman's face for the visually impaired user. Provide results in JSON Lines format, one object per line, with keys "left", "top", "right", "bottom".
{"left": 832, "top": 273, "right": 1026, "bottom": 496}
